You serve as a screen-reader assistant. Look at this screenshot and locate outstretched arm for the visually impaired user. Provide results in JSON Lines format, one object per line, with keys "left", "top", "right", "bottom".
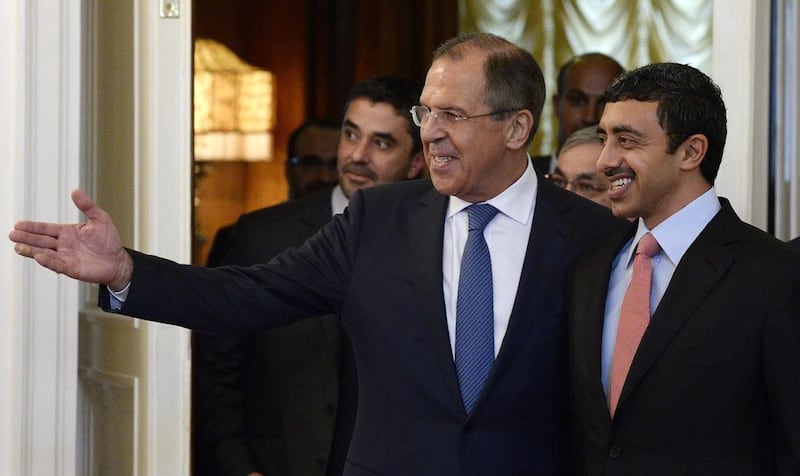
{"left": 9, "top": 189, "right": 133, "bottom": 291}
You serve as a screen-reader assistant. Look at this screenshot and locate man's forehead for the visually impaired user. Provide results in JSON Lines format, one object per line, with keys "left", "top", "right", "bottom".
{"left": 599, "top": 100, "right": 665, "bottom": 138}
{"left": 563, "top": 60, "right": 622, "bottom": 92}
{"left": 421, "top": 56, "right": 486, "bottom": 106}
{"left": 345, "top": 99, "right": 404, "bottom": 125}
{"left": 343, "top": 100, "right": 413, "bottom": 143}
{"left": 601, "top": 100, "right": 658, "bottom": 121}
{"left": 295, "top": 127, "right": 339, "bottom": 155}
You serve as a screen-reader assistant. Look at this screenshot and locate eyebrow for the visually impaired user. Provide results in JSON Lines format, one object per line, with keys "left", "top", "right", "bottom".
{"left": 343, "top": 119, "right": 360, "bottom": 131}
{"left": 597, "top": 124, "right": 645, "bottom": 138}
{"left": 374, "top": 131, "right": 398, "bottom": 144}
{"left": 343, "top": 119, "right": 398, "bottom": 144}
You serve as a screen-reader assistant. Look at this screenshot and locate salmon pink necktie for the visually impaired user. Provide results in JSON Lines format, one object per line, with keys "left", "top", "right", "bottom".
{"left": 608, "top": 232, "right": 660, "bottom": 418}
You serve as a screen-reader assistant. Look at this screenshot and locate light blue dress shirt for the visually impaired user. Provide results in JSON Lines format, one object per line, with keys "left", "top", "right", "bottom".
{"left": 600, "top": 187, "right": 722, "bottom": 396}
{"left": 443, "top": 158, "right": 537, "bottom": 358}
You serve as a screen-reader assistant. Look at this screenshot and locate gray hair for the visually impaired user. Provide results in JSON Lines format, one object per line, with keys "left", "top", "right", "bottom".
{"left": 558, "top": 125, "right": 603, "bottom": 157}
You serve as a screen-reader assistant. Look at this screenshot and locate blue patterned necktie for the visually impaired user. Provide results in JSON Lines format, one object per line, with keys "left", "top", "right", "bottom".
{"left": 455, "top": 203, "right": 499, "bottom": 414}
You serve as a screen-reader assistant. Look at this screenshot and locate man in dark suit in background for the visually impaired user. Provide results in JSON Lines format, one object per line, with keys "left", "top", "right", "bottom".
{"left": 533, "top": 53, "right": 624, "bottom": 174}
{"left": 568, "top": 62, "right": 800, "bottom": 473}
{"left": 193, "top": 77, "right": 425, "bottom": 476}
{"left": 11, "top": 32, "right": 623, "bottom": 474}
{"left": 284, "top": 120, "right": 341, "bottom": 201}
{"left": 204, "top": 120, "right": 341, "bottom": 270}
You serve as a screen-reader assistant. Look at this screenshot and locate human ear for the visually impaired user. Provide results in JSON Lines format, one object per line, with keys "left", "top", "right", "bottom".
{"left": 678, "top": 134, "right": 708, "bottom": 172}
{"left": 407, "top": 151, "right": 426, "bottom": 179}
{"left": 507, "top": 110, "right": 535, "bottom": 150}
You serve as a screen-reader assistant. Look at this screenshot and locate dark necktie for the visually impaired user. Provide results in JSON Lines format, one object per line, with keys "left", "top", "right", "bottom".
{"left": 608, "top": 232, "right": 661, "bottom": 418}
{"left": 455, "top": 203, "right": 499, "bottom": 414}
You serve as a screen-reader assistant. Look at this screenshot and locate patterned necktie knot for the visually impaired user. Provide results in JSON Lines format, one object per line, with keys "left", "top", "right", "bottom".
{"left": 467, "top": 203, "right": 499, "bottom": 232}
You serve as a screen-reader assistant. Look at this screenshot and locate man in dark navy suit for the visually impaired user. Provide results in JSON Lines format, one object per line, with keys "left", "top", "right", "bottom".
{"left": 193, "top": 77, "right": 425, "bottom": 476}
{"left": 568, "top": 63, "right": 800, "bottom": 474}
{"left": 11, "top": 32, "right": 623, "bottom": 475}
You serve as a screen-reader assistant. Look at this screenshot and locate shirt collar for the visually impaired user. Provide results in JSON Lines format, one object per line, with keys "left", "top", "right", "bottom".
{"left": 331, "top": 184, "right": 349, "bottom": 215}
{"left": 447, "top": 156, "right": 537, "bottom": 224}
{"left": 625, "top": 187, "right": 721, "bottom": 267}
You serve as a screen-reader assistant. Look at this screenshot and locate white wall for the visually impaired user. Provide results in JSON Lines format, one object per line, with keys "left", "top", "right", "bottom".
{"left": 712, "top": 0, "right": 772, "bottom": 228}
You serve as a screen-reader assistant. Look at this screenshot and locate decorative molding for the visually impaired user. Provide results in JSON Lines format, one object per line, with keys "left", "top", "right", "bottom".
{"left": 137, "top": 1, "right": 194, "bottom": 474}
{"left": 2, "top": 0, "right": 83, "bottom": 475}
{"left": 78, "top": 369, "right": 139, "bottom": 475}
{"left": 0, "top": 0, "right": 23, "bottom": 473}
{"left": 771, "top": 0, "right": 800, "bottom": 239}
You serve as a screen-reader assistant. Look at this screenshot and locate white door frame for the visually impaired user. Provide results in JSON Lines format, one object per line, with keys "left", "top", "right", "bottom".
{"left": 1, "top": 0, "right": 83, "bottom": 474}
{"left": 712, "top": 0, "right": 772, "bottom": 229}
{"left": 0, "top": 0, "right": 193, "bottom": 474}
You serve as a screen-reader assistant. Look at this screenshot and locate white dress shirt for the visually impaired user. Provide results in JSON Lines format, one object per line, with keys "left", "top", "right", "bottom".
{"left": 600, "top": 187, "right": 722, "bottom": 395}
{"left": 331, "top": 184, "right": 348, "bottom": 215}
{"left": 443, "top": 159, "right": 538, "bottom": 358}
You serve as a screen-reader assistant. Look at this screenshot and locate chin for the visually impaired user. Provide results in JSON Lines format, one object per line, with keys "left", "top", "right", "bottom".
{"left": 429, "top": 176, "right": 456, "bottom": 196}
{"left": 610, "top": 204, "right": 632, "bottom": 219}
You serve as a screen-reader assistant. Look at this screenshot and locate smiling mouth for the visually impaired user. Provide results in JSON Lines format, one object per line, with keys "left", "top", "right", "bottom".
{"left": 431, "top": 155, "right": 455, "bottom": 164}
{"left": 610, "top": 177, "right": 632, "bottom": 191}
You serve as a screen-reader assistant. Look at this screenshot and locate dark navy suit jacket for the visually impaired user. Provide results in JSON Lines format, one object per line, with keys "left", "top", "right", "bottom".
{"left": 193, "top": 186, "right": 356, "bottom": 476}
{"left": 104, "top": 177, "right": 623, "bottom": 475}
{"left": 568, "top": 200, "right": 800, "bottom": 474}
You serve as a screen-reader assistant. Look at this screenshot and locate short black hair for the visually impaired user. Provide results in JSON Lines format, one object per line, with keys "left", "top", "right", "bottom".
{"left": 603, "top": 63, "right": 727, "bottom": 184}
{"left": 343, "top": 76, "right": 423, "bottom": 156}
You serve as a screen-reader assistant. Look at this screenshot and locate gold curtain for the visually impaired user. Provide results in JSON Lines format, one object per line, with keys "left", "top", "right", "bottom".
{"left": 460, "top": 0, "right": 712, "bottom": 155}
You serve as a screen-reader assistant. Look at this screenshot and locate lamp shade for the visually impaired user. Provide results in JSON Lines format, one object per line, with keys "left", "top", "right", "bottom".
{"left": 193, "top": 38, "right": 275, "bottom": 161}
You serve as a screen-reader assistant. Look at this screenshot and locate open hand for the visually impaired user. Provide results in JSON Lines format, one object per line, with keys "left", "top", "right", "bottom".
{"left": 9, "top": 189, "right": 133, "bottom": 290}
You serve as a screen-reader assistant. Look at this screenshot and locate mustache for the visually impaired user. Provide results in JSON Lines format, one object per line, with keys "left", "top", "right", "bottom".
{"left": 603, "top": 166, "right": 635, "bottom": 178}
{"left": 341, "top": 163, "right": 378, "bottom": 181}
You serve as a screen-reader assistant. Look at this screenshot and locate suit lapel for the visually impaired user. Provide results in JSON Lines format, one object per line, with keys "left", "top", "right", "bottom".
{"left": 618, "top": 201, "right": 739, "bottom": 409}
{"left": 583, "top": 226, "right": 636, "bottom": 420}
{"left": 490, "top": 183, "right": 569, "bottom": 374}
{"left": 409, "top": 187, "right": 464, "bottom": 409}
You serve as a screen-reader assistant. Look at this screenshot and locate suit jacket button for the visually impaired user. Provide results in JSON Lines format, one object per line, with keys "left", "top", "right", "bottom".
{"left": 608, "top": 445, "right": 622, "bottom": 459}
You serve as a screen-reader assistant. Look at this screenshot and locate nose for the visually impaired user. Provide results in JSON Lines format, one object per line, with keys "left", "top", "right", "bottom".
{"left": 583, "top": 99, "right": 602, "bottom": 125}
{"left": 349, "top": 138, "right": 370, "bottom": 163}
{"left": 596, "top": 141, "right": 617, "bottom": 174}
{"left": 419, "top": 118, "right": 446, "bottom": 146}
{"left": 565, "top": 181, "right": 579, "bottom": 192}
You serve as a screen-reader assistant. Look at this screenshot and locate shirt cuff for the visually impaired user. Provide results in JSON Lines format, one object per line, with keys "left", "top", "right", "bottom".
{"left": 108, "top": 282, "right": 131, "bottom": 310}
